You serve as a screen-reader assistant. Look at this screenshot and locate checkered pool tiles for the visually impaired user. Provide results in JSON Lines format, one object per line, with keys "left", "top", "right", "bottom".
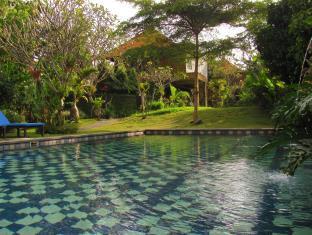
{"left": 0, "top": 135, "right": 311, "bottom": 234}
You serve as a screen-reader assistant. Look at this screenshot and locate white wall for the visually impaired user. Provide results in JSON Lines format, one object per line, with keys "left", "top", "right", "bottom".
{"left": 186, "top": 59, "right": 208, "bottom": 78}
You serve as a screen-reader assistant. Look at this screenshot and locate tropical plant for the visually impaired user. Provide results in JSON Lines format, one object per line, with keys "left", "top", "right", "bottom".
{"left": 264, "top": 84, "right": 312, "bottom": 176}
{"left": 148, "top": 101, "right": 165, "bottom": 111}
{"left": 239, "top": 57, "right": 285, "bottom": 109}
{"left": 262, "top": 38, "right": 312, "bottom": 175}
{"left": 91, "top": 97, "right": 104, "bottom": 120}
{"left": 208, "top": 79, "right": 231, "bottom": 107}
{"left": 169, "top": 85, "right": 191, "bottom": 107}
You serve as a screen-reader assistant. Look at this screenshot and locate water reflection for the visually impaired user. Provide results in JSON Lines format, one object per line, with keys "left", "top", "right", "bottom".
{"left": 0, "top": 135, "right": 310, "bottom": 234}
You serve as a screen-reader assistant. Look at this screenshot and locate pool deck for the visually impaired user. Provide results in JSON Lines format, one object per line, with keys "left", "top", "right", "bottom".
{"left": 0, "top": 128, "right": 276, "bottom": 152}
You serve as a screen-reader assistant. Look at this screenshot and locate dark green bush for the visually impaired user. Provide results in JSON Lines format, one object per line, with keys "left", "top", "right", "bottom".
{"left": 108, "top": 94, "right": 138, "bottom": 118}
{"left": 208, "top": 79, "right": 231, "bottom": 107}
{"left": 148, "top": 101, "right": 165, "bottom": 110}
{"left": 239, "top": 58, "right": 285, "bottom": 109}
{"left": 103, "top": 102, "right": 114, "bottom": 119}
{"left": 45, "top": 122, "right": 79, "bottom": 134}
{"left": 273, "top": 85, "right": 312, "bottom": 134}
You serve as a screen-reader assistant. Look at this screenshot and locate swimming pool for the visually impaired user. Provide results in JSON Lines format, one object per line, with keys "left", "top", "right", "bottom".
{"left": 0, "top": 135, "right": 311, "bottom": 234}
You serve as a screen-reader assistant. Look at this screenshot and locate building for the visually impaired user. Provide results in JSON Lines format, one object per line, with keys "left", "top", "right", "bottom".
{"left": 108, "top": 30, "right": 209, "bottom": 106}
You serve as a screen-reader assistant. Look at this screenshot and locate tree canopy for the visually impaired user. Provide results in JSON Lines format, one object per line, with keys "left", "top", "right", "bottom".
{"left": 0, "top": 0, "right": 117, "bottom": 127}
{"left": 254, "top": 0, "right": 312, "bottom": 83}
{"left": 123, "top": 0, "right": 251, "bottom": 123}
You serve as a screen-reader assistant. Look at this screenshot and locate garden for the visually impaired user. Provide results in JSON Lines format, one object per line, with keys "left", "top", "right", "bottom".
{"left": 0, "top": 0, "right": 310, "bottom": 133}
{"left": 0, "top": 0, "right": 311, "bottom": 234}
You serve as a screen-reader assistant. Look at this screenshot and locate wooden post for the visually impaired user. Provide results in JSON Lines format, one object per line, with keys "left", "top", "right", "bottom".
{"left": 41, "top": 126, "right": 45, "bottom": 136}
{"left": 193, "top": 33, "right": 200, "bottom": 123}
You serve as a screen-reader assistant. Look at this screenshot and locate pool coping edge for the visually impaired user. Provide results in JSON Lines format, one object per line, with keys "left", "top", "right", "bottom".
{"left": 0, "top": 128, "right": 276, "bottom": 152}
{"left": 0, "top": 131, "right": 144, "bottom": 152}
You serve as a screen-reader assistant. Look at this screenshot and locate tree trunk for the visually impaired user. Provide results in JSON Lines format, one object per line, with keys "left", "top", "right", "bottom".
{"left": 140, "top": 92, "right": 145, "bottom": 113}
{"left": 56, "top": 97, "right": 65, "bottom": 127}
{"left": 159, "top": 86, "right": 164, "bottom": 102}
{"left": 70, "top": 98, "right": 80, "bottom": 123}
{"left": 299, "top": 37, "right": 312, "bottom": 83}
{"left": 193, "top": 33, "right": 201, "bottom": 123}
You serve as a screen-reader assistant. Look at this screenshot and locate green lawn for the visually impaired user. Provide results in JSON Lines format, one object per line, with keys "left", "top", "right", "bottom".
{"left": 0, "top": 106, "right": 273, "bottom": 140}
{"left": 79, "top": 106, "right": 273, "bottom": 133}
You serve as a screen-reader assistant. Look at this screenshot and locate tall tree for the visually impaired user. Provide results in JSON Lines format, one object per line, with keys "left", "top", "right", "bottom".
{"left": 123, "top": 0, "right": 249, "bottom": 123}
{"left": 0, "top": 0, "right": 117, "bottom": 126}
{"left": 254, "top": 0, "right": 312, "bottom": 83}
{"left": 0, "top": 0, "right": 34, "bottom": 110}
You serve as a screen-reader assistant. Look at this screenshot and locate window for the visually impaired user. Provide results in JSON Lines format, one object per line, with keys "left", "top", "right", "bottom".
{"left": 187, "top": 61, "right": 193, "bottom": 70}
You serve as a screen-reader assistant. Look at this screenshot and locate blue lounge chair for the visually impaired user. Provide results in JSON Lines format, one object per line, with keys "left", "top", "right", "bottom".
{"left": 0, "top": 111, "right": 45, "bottom": 138}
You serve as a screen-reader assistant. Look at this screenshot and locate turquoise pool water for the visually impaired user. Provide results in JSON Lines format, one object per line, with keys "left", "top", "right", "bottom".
{"left": 0, "top": 136, "right": 311, "bottom": 234}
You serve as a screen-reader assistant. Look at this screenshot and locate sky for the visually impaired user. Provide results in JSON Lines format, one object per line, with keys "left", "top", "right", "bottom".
{"left": 90, "top": 0, "right": 244, "bottom": 38}
{"left": 91, "top": 0, "right": 138, "bottom": 21}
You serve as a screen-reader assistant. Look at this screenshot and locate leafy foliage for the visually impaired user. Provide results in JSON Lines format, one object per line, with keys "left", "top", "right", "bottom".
{"left": 169, "top": 85, "right": 191, "bottom": 107}
{"left": 0, "top": 0, "right": 117, "bottom": 131}
{"left": 113, "top": 63, "right": 138, "bottom": 92}
{"left": 265, "top": 85, "right": 312, "bottom": 176}
{"left": 91, "top": 97, "right": 104, "bottom": 120}
{"left": 148, "top": 101, "right": 165, "bottom": 111}
{"left": 208, "top": 58, "right": 243, "bottom": 107}
{"left": 255, "top": 0, "right": 312, "bottom": 83}
{"left": 239, "top": 57, "right": 285, "bottom": 109}
{"left": 273, "top": 84, "right": 312, "bottom": 136}
{"left": 0, "top": 60, "right": 31, "bottom": 110}
{"left": 2, "top": 109, "right": 25, "bottom": 123}
{"left": 262, "top": 37, "right": 312, "bottom": 175}
{"left": 208, "top": 79, "right": 231, "bottom": 107}
{"left": 283, "top": 139, "right": 312, "bottom": 176}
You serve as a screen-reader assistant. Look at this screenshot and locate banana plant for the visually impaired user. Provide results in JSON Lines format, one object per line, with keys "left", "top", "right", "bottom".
{"left": 169, "top": 85, "right": 191, "bottom": 107}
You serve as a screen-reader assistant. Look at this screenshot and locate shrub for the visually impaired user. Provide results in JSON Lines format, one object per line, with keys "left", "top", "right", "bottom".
{"left": 169, "top": 85, "right": 191, "bottom": 107}
{"left": 148, "top": 101, "right": 165, "bottom": 110}
{"left": 103, "top": 101, "right": 114, "bottom": 119}
{"left": 208, "top": 79, "right": 231, "bottom": 107}
{"left": 78, "top": 109, "right": 88, "bottom": 119}
{"left": 108, "top": 94, "right": 137, "bottom": 118}
{"left": 272, "top": 85, "right": 312, "bottom": 134}
{"left": 239, "top": 57, "right": 285, "bottom": 109}
{"left": 2, "top": 110, "right": 25, "bottom": 122}
{"left": 91, "top": 97, "right": 104, "bottom": 120}
{"left": 45, "top": 122, "right": 79, "bottom": 134}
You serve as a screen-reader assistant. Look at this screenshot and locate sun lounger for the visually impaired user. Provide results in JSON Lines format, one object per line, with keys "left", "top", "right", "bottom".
{"left": 0, "top": 111, "right": 45, "bottom": 137}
